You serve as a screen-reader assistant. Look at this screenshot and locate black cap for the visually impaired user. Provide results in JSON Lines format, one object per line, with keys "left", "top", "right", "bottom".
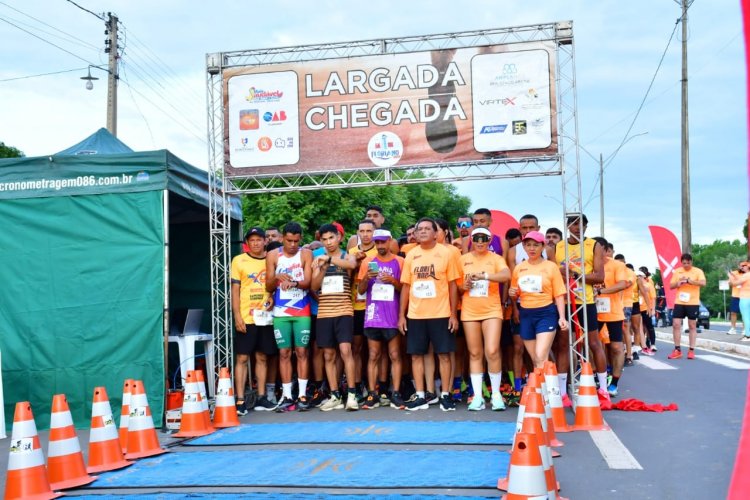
{"left": 244, "top": 226, "right": 266, "bottom": 240}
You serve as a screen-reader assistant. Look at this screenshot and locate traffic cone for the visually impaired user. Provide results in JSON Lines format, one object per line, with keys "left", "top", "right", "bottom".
{"left": 520, "top": 410, "right": 566, "bottom": 500}
{"left": 174, "top": 371, "right": 215, "bottom": 438}
{"left": 525, "top": 386, "right": 560, "bottom": 457}
{"left": 3, "top": 402, "right": 62, "bottom": 500}
{"left": 124, "top": 380, "right": 168, "bottom": 460}
{"left": 573, "top": 362, "right": 610, "bottom": 431}
{"left": 87, "top": 386, "right": 132, "bottom": 473}
{"left": 46, "top": 394, "right": 97, "bottom": 490}
{"left": 514, "top": 384, "right": 532, "bottom": 434}
{"left": 534, "top": 368, "right": 564, "bottom": 448}
{"left": 500, "top": 432, "right": 548, "bottom": 500}
{"left": 544, "top": 361, "right": 572, "bottom": 433}
{"left": 213, "top": 367, "right": 240, "bottom": 428}
{"left": 118, "top": 379, "right": 133, "bottom": 453}
{"left": 192, "top": 370, "right": 214, "bottom": 429}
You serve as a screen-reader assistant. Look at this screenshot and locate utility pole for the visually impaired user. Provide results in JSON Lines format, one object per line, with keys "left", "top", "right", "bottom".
{"left": 105, "top": 13, "right": 119, "bottom": 136}
{"left": 677, "top": 0, "right": 692, "bottom": 253}
{"left": 599, "top": 153, "right": 604, "bottom": 238}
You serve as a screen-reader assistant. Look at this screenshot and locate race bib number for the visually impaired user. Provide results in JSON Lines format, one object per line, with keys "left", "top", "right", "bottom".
{"left": 322, "top": 275, "right": 344, "bottom": 294}
{"left": 518, "top": 275, "right": 543, "bottom": 293}
{"left": 595, "top": 297, "right": 611, "bottom": 313}
{"left": 279, "top": 287, "right": 304, "bottom": 301}
{"left": 412, "top": 280, "right": 436, "bottom": 299}
{"left": 469, "top": 279, "right": 489, "bottom": 297}
{"left": 678, "top": 292, "right": 690, "bottom": 303}
{"left": 356, "top": 290, "right": 367, "bottom": 302}
{"left": 372, "top": 283, "right": 395, "bottom": 301}
{"left": 253, "top": 309, "right": 273, "bottom": 326}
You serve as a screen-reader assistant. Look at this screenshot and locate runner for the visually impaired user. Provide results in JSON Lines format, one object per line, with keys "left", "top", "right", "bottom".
{"left": 594, "top": 239, "right": 630, "bottom": 397}
{"left": 461, "top": 208, "right": 507, "bottom": 256}
{"left": 265, "top": 222, "right": 313, "bottom": 412}
{"left": 505, "top": 228, "right": 522, "bottom": 249}
{"left": 265, "top": 227, "right": 282, "bottom": 247}
{"left": 550, "top": 214, "right": 609, "bottom": 399}
{"left": 357, "top": 229, "right": 406, "bottom": 409}
{"left": 639, "top": 267, "right": 658, "bottom": 352}
{"left": 454, "top": 215, "right": 473, "bottom": 250}
{"left": 346, "top": 205, "right": 399, "bottom": 254}
{"left": 614, "top": 254, "right": 639, "bottom": 364}
{"left": 668, "top": 254, "right": 707, "bottom": 359}
{"left": 459, "top": 227, "right": 511, "bottom": 411}
{"left": 509, "top": 230, "right": 568, "bottom": 370}
{"left": 398, "top": 217, "right": 461, "bottom": 412}
{"left": 230, "top": 227, "right": 279, "bottom": 414}
{"left": 545, "top": 227, "right": 562, "bottom": 249}
{"left": 729, "top": 264, "right": 745, "bottom": 335}
{"left": 728, "top": 262, "right": 750, "bottom": 341}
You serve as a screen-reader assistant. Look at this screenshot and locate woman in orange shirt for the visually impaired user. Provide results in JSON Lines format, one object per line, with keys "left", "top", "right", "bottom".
{"left": 509, "top": 231, "right": 568, "bottom": 369}
{"left": 459, "top": 227, "right": 510, "bottom": 411}
{"left": 728, "top": 261, "right": 750, "bottom": 341}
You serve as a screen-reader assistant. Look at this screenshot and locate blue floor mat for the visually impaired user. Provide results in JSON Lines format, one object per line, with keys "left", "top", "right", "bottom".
{"left": 73, "top": 495, "right": 498, "bottom": 499}
{"left": 87, "top": 449, "right": 508, "bottom": 489}
{"left": 186, "top": 420, "right": 515, "bottom": 445}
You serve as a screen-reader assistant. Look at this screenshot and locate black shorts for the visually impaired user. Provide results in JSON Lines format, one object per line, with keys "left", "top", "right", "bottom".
{"left": 574, "top": 303, "right": 599, "bottom": 333}
{"left": 406, "top": 317, "right": 456, "bottom": 355}
{"left": 364, "top": 327, "right": 399, "bottom": 342}
{"left": 632, "top": 302, "right": 641, "bottom": 315}
{"left": 309, "top": 314, "right": 317, "bottom": 344}
{"left": 501, "top": 319, "right": 514, "bottom": 347}
{"left": 235, "top": 324, "right": 278, "bottom": 356}
{"left": 673, "top": 304, "right": 699, "bottom": 320}
{"left": 730, "top": 297, "right": 741, "bottom": 314}
{"left": 353, "top": 309, "right": 365, "bottom": 336}
{"left": 316, "top": 315, "right": 354, "bottom": 348}
{"left": 601, "top": 320, "right": 624, "bottom": 342}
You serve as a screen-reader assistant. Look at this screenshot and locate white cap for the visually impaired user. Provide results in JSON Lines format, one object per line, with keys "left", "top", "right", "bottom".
{"left": 373, "top": 229, "right": 392, "bottom": 241}
{"left": 471, "top": 227, "right": 492, "bottom": 237}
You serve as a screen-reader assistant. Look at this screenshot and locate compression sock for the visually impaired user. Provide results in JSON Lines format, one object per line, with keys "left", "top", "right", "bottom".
{"left": 298, "top": 379, "right": 308, "bottom": 398}
{"left": 514, "top": 377, "right": 523, "bottom": 392}
{"left": 489, "top": 372, "right": 502, "bottom": 396}
{"left": 597, "top": 373, "right": 608, "bottom": 391}
{"left": 559, "top": 373, "right": 568, "bottom": 397}
{"left": 470, "top": 373, "right": 484, "bottom": 398}
{"left": 282, "top": 382, "right": 293, "bottom": 400}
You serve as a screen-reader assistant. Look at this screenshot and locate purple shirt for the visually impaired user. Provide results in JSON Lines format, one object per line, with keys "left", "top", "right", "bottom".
{"left": 363, "top": 256, "right": 402, "bottom": 329}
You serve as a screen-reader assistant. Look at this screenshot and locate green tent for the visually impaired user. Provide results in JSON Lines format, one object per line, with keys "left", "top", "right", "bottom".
{"left": 0, "top": 129, "right": 241, "bottom": 431}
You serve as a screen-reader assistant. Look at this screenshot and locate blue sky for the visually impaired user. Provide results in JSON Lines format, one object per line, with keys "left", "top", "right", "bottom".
{"left": 0, "top": 0, "right": 746, "bottom": 273}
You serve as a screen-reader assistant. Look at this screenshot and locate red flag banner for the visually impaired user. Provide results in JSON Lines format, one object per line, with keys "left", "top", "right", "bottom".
{"left": 489, "top": 210, "right": 519, "bottom": 241}
{"left": 648, "top": 225, "right": 682, "bottom": 309}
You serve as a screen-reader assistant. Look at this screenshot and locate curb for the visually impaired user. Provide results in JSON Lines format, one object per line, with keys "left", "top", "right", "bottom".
{"left": 655, "top": 330, "right": 750, "bottom": 358}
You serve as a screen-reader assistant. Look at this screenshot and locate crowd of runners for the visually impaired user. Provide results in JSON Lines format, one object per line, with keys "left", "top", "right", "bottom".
{"left": 229, "top": 205, "right": 715, "bottom": 415}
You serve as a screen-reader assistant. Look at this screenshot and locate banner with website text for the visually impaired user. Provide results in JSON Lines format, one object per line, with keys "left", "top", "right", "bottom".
{"left": 223, "top": 41, "right": 558, "bottom": 177}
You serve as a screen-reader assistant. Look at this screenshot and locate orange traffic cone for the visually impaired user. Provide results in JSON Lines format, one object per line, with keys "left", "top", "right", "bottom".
{"left": 174, "top": 371, "right": 214, "bottom": 438}
{"left": 87, "top": 386, "right": 132, "bottom": 473}
{"left": 47, "top": 394, "right": 97, "bottom": 490}
{"left": 124, "top": 380, "right": 168, "bottom": 460}
{"left": 525, "top": 387, "right": 560, "bottom": 458}
{"left": 3, "top": 402, "right": 62, "bottom": 500}
{"left": 573, "top": 362, "right": 610, "bottom": 431}
{"left": 213, "top": 367, "right": 240, "bottom": 428}
{"left": 544, "top": 361, "right": 572, "bottom": 433}
{"left": 520, "top": 410, "right": 566, "bottom": 500}
{"left": 534, "top": 368, "right": 564, "bottom": 448}
{"left": 192, "top": 369, "right": 213, "bottom": 428}
{"left": 501, "top": 432, "right": 548, "bottom": 500}
{"left": 118, "top": 379, "right": 133, "bottom": 453}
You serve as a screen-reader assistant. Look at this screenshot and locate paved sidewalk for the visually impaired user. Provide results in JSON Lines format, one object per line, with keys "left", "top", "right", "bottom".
{"left": 655, "top": 322, "right": 750, "bottom": 358}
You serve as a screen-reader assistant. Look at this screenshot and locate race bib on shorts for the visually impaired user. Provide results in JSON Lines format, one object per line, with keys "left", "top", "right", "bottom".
{"left": 372, "top": 283, "right": 395, "bottom": 301}
{"left": 519, "top": 275, "right": 543, "bottom": 293}
{"left": 595, "top": 297, "right": 611, "bottom": 314}
{"left": 322, "top": 275, "right": 344, "bottom": 294}
{"left": 413, "top": 280, "right": 436, "bottom": 299}
{"left": 678, "top": 292, "right": 690, "bottom": 303}
{"left": 253, "top": 309, "right": 274, "bottom": 326}
{"left": 469, "top": 279, "right": 489, "bottom": 297}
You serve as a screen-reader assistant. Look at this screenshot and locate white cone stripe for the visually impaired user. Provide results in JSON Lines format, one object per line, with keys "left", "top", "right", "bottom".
{"left": 577, "top": 394, "right": 599, "bottom": 407}
{"left": 581, "top": 374, "right": 596, "bottom": 385}
{"left": 181, "top": 400, "right": 203, "bottom": 413}
{"left": 11, "top": 419, "right": 38, "bottom": 439}
{"left": 538, "top": 444, "right": 551, "bottom": 468}
{"left": 120, "top": 413, "right": 129, "bottom": 426}
{"left": 48, "top": 436, "right": 82, "bottom": 457}
{"left": 506, "top": 465, "right": 548, "bottom": 496}
{"left": 215, "top": 395, "right": 235, "bottom": 406}
{"left": 92, "top": 401, "right": 113, "bottom": 416}
{"left": 8, "top": 448, "right": 45, "bottom": 469}
{"left": 130, "top": 394, "right": 150, "bottom": 407}
{"left": 90, "top": 425, "right": 118, "bottom": 442}
{"left": 50, "top": 411, "right": 74, "bottom": 428}
{"left": 128, "top": 416, "right": 156, "bottom": 432}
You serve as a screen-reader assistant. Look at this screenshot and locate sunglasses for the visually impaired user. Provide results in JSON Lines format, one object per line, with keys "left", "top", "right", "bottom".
{"left": 472, "top": 235, "right": 490, "bottom": 243}
{"left": 457, "top": 221, "right": 471, "bottom": 229}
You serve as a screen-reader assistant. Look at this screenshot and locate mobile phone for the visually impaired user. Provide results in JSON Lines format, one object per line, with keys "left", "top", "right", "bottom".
{"left": 368, "top": 261, "right": 379, "bottom": 273}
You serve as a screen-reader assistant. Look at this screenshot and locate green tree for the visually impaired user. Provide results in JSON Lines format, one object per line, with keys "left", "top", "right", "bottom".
{"left": 690, "top": 239, "right": 746, "bottom": 316}
{"left": 238, "top": 176, "right": 470, "bottom": 242}
{"left": 0, "top": 141, "right": 23, "bottom": 158}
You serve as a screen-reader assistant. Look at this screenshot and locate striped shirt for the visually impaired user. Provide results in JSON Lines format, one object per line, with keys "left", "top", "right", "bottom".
{"left": 317, "top": 251, "right": 354, "bottom": 319}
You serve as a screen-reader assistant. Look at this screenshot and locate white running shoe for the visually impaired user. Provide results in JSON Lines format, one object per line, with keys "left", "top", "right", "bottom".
{"left": 320, "top": 394, "right": 344, "bottom": 411}
{"left": 467, "top": 396, "right": 485, "bottom": 411}
{"left": 728, "top": 327, "right": 737, "bottom": 335}
{"left": 491, "top": 393, "right": 507, "bottom": 411}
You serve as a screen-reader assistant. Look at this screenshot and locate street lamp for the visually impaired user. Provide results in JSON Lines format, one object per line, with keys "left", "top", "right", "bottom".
{"left": 80, "top": 66, "right": 99, "bottom": 90}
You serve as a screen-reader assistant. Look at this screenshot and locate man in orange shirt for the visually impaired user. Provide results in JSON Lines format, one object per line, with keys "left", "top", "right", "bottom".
{"left": 398, "top": 217, "right": 461, "bottom": 412}
{"left": 594, "top": 239, "right": 630, "bottom": 396}
{"left": 668, "top": 253, "right": 706, "bottom": 360}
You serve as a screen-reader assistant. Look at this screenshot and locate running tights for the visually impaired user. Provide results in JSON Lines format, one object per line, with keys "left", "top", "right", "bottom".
{"left": 740, "top": 298, "right": 750, "bottom": 337}
{"left": 641, "top": 311, "right": 656, "bottom": 347}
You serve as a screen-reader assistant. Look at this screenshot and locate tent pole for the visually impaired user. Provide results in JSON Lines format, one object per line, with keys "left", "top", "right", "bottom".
{"left": 162, "top": 189, "right": 170, "bottom": 428}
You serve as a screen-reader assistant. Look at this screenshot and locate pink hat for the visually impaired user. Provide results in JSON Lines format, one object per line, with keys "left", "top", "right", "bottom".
{"left": 523, "top": 230, "right": 545, "bottom": 243}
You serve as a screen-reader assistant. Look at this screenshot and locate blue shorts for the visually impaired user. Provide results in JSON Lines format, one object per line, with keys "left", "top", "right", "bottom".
{"left": 623, "top": 306, "right": 633, "bottom": 322}
{"left": 731, "top": 297, "right": 741, "bottom": 314}
{"left": 519, "top": 304, "right": 559, "bottom": 340}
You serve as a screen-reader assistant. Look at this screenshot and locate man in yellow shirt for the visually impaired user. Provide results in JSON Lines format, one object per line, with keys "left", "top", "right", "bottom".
{"left": 668, "top": 253, "right": 706, "bottom": 360}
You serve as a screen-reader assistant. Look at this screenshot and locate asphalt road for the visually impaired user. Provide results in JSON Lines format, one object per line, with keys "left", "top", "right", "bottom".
{"left": 1, "top": 338, "right": 747, "bottom": 499}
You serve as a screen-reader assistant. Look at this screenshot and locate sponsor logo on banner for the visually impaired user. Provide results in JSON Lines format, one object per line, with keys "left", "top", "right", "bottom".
{"left": 274, "top": 138, "right": 286, "bottom": 148}
{"left": 367, "top": 131, "right": 403, "bottom": 167}
{"left": 239, "top": 109, "right": 259, "bottom": 130}
{"left": 136, "top": 171, "right": 149, "bottom": 182}
{"left": 263, "top": 110, "right": 287, "bottom": 124}
{"left": 480, "top": 124, "right": 508, "bottom": 134}
{"left": 245, "top": 87, "right": 284, "bottom": 103}
{"left": 512, "top": 120, "right": 527, "bottom": 135}
{"left": 258, "top": 136, "right": 273, "bottom": 152}
{"left": 530, "top": 117, "right": 546, "bottom": 129}
{"left": 478, "top": 97, "right": 516, "bottom": 106}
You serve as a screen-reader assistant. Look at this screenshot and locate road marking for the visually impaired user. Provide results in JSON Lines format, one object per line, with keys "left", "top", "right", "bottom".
{"left": 590, "top": 421, "right": 643, "bottom": 470}
{"left": 637, "top": 356, "right": 677, "bottom": 370}
{"left": 695, "top": 354, "right": 750, "bottom": 370}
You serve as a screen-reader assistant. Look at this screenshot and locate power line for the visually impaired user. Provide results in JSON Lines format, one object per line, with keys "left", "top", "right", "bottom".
{"left": 119, "top": 63, "right": 156, "bottom": 146}
{"left": 0, "top": 15, "right": 97, "bottom": 66}
{"left": 0, "top": 66, "right": 87, "bottom": 82}
{"left": 63, "top": 0, "right": 103, "bottom": 20}
{"left": 0, "top": 1, "right": 99, "bottom": 50}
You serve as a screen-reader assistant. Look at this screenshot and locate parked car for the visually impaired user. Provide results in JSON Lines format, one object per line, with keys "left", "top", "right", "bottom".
{"left": 661, "top": 302, "right": 710, "bottom": 331}
{"left": 697, "top": 302, "right": 710, "bottom": 330}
